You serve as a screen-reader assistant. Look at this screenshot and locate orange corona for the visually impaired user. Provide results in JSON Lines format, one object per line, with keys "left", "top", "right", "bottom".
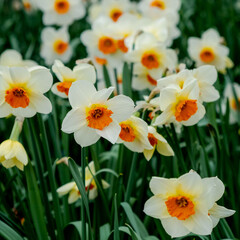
{"left": 117, "top": 39, "right": 128, "bottom": 53}
{"left": 110, "top": 9, "right": 123, "bottom": 22}
{"left": 148, "top": 133, "right": 158, "bottom": 146}
{"left": 86, "top": 105, "right": 113, "bottom": 130}
{"left": 150, "top": 0, "right": 166, "bottom": 10}
{"left": 141, "top": 53, "right": 160, "bottom": 69}
{"left": 98, "top": 37, "right": 117, "bottom": 54}
{"left": 53, "top": 40, "right": 68, "bottom": 54}
{"left": 57, "top": 82, "right": 72, "bottom": 96}
{"left": 200, "top": 48, "right": 215, "bottom": 63}
{"left": 165, "top": 196, "right": 195, "bottom": 220}
{"left": 147, "top": 74, "right": 157, "bottom": 86}
{"left": 175, "top": 99, "right": 198, "bottom": 122}
{"left": 119, "top": 123, "right": 135, "bottom": 142}
{"left": 5, "top": 87, "right": 30, "bottom": 108}
{"left": 54, "top": 0, "right": 70, "bottom": 14}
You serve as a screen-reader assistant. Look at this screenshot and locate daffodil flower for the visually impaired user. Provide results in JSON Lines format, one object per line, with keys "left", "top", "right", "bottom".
{"left": 51, "top": 60, "right": 96, "bottom": 98}
{"left": 0, "top": 140, "right": 28, "bottom": 171}
{"left": 57, "top": 162, "right": 109, "bottom": 203}
{"left": 0, "top": 66, "right": 53, "bottom": 118}
{"left": 143, "top": 126, "right": 174, "bottom": 160}
{"left": 144, "top": 170, "right": 235, "bottom": 238}
{"left": 61, "top": 81, "right": 134, "bottom": 147}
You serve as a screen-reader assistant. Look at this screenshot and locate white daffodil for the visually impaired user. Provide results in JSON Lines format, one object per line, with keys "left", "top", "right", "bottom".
{"left": 36, "top": 0, "right": 85, "bottom": 26}
{"left": 51, "top": 60, "right": 96, "bottom": 98}
{"left": 0, "top": 66, "right": 52, "bottom": 118}
{"left": 0, "top": 140, "right": 28, "bottom": 171}
{"left": 188, "top": 28, "right": 233, "bottom": 74}
{"left": 117, "top": 115, "right": 153, "bottom": 152}
{"left": 0, "top": 49, "right": 37, "bottom": 68}
{"left": 61, "top": 80, "right": 134, "bottom": 147}
{"left": 57, "top": 161, "right": 109, "bottom": 203}
{"left": 154, "top": 79, "right": 206, "bottom": 126}
{"left": 157, "top": 65, "right": 220, "bottom": 103}
{"left": 132, "top": 63, "right": 163, "bottom": 91}
{"left": 126, "top": 33, "right": 177, "bottom": 72}
{"left": 144, "top": 170, "right": 235, "bottom": 238}
{"left": 143, "top": 126, "right": 174, "bottom": 160}
{"left": 40, "top": 27, "right": 72, "bottom": 65}
{"left": 223, "top": 83, "right": 240, "bottom": 123}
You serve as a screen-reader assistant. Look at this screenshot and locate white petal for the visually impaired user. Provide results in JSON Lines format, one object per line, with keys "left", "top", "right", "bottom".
{"left": 0, "top": 102, "right": 12, "bottom": 118}
{"left": 178, "top": 171, "right": 203, "bottom": 196}
{"left": 143, "top": 196, "right": 169, "bottom": 219}
{"left": 68, "top": 80, "right": 96, "bottom": 108}
{"left": 30, "top": 92, "right": 52, "bottom": 114}
{"left": 161, "top": 218, "right": 190, "bottom": 238}
{"left": 91, "top": 87, "right": 114, "bottom": 104}
{"left": 57, "top": 182, "right": 76, "bottom": 196}
{"left": 96, "top": 120, "right": 121, "bottom": 144}
{"left": 74, "top": 125, "right": 100, "bottom": 147}
{"left": 73, "top": 63, "right": 96, "bottom": 84}
{"left": 68, "top": 189, "right": 80, "bottom": 204}
{"left": 153, "top": 105, "right": 175, "bottom": 126}
{"left": 200, "top": 83, "right": 220, "bottom": 103}
{"left": 9, "top": 67, "right": 30, "bottom": 84}
{"left": 62, "top": 108, "right": 87, "bottom": 133}
{"left": 193, "top": 65, "right": 217, "bottom": 85}
{"left": 156, "top": 141, "right": 174, "bottom": 156}
{"left": 143, "top": 148, "right": 155, "bottom": 161}
{"left": 28, "top": 66, "right": 53, "bottom": 93}
{"left": 107, "top": 95, "right": 134, "bottom": 122}
{"left": 209, "top": 203, "right": 235, "bottom": 219}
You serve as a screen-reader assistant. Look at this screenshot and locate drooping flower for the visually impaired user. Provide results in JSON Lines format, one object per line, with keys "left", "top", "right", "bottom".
{"left": 117, "top": 115, "right": 153, "bottom": 152}
{"left": 188, "top": 29, "right": 233, "bottom": 74}
{"left": 154, "top": 79, "right": 206, "bottom": 126}
{"left": 0, "top": 66, "right": 53, "bottom": 118}
{"left": 61, "top": 80, "right": 134, "bottom": 147}
{"left": 57, "top": 161, "right": 109, "bottom": 203}
{"left": 144, "top": 170, "right": 235, "bottom": 238}
{"left": 36, "top": 0, "right": 85, "bottom": 26}
{"left": 0, "top": 140, "right": 28, "bottom": 171}
{"left": 40, "top": 27, "right": 72, "bottom": 65}
{"left": 0, "top": 49, "right": 37, "bottom": 68}
{"left": 143, "top": 126, "right": 174, "bottom": 160}
{"left": 51, "top": 60, "right": 96, "bottom": 98}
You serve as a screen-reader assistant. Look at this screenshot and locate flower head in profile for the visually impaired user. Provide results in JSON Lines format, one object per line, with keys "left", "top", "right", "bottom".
{"left": 37, "top": 0, "right": 85, "bottom": 26}
{"left": 154, "top": 79, "right": 206, "bottom": 126}
{"left": 51, "top": 60, "right": 96, "bottom": 98}
{"left": 40, "top": 27, "right": 72, "bottom": 65}
{"left": 143, "top": 126, "right": 174, "bottom": 160}
{"left": 188, "top": 28, "right": 233, "bottom": 74}
{"left": 57, "top": 161, "right": 109, "bottom": 203}
{"left": 223, "top": 83, "right": 240, "bottom": 123}
{"left": 0, "top": 49, "right": 37, "bottom": 68}
{"left": 117, "top": 115, "right": 153, "bottom": 152}
{"left": 144, "top": 170, "right": 235, "bottom": 238}
{"left": 0, "top": 140, "right": 28, "bottom": 171}
{"left": 0, "top": 66, "right": 53, "bottom": 118}
{"left": 61, "top": 80, "right": 134, "bottom": 147}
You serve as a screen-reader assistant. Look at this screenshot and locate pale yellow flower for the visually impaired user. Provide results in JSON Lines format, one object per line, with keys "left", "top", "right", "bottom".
{"left": 0, "top": 140, "right": 28, "bottom": 171}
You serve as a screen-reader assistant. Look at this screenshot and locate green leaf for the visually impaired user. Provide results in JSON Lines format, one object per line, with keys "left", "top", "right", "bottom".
{"left": 100, "top": 223, "right": 111, "bottom": 240}
{"left": 122, "top": 62, "right": 132, "bottom": 98}
{"left": 114, "top": 194, "right": 120, "bottom": 240}
{"left": 0, "top": 220, "right": 24, "bottom": 240}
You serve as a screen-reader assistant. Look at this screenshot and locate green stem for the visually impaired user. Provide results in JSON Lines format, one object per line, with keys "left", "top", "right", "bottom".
{"left": 37, "top": 114, "right": 64, "bottom": 240}
{"left": 81, "top": 147, "right": 86, "bottom": 240}
{"left": 9, "top": 117, "right": 24, "bottom": 141}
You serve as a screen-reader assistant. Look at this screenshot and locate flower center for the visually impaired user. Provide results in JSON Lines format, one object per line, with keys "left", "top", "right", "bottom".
{"left": 85, "top": 183, "right": 95, "bottom": 191}
{"left": 53, "top": 40, "right": 68, "bottom": 54}
{"left": 57, "top": 81, "right": 72, "bottom": 96}
{"left": 175, "top": 100, "right": 198, "bottom": 122}
{"left": 5, "top": 87, "right": 30, "bottom": 108}
{"left": 86, "top": 105, "right": 113, "bottom": 130}
{"left": 54, "top": 0, "right": 70, "bottom": 14}
{"left": 119, "top": 123, "right": 135, "bottom": 142}
{"left": 148, "top": 133, "right": 158, "bottom": 146}
{"left": 200, "top": 47, "right": 215, "bottom": 63}
{"left": 147, "top": 74, "right": 157, "bottom": 86}
{"left": 95, "top": 56, "right": 107, "bottom": 65}
{"left": 150, "top": 0, "right": 166, "bottom": 10}
{"left": 117, "top": 39, "right": 128, "bottom": 53}
{"left": 98, "top": 37, "right": 117, "bottom": 54}
{"left": 23, "top": 2, "right": 31, "bottom": 10}
{"left": 141, "top": 53, "right": 159, "bottom": 69}
{"left": 165, "top": 196, "right": 195, "bottom": 220}
{"left": 110, "top": 8, "right": 123, "bottom": 22}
